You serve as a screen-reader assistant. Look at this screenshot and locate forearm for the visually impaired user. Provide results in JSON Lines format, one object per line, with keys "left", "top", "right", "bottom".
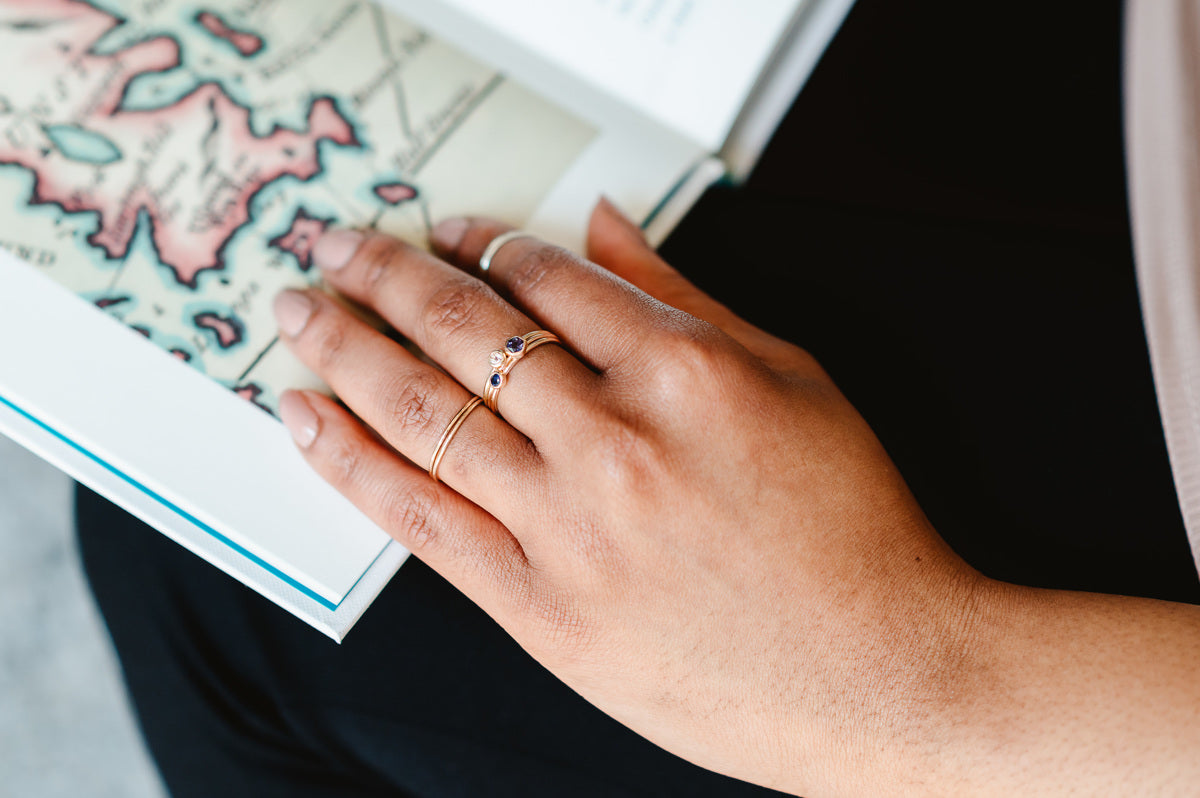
{"left": 878, "top": 580, "right": 1200, "bottom": 797}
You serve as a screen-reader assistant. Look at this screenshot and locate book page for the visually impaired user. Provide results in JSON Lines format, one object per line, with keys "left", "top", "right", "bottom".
{"left": 0, "top": 0, "right": 607, "bottom": 620}
{"left": 430, "top": 0, "right": 807, "bottom": 150}
{"left": 0, "top": 0, "right": 706, "bottom": 631}
{"left": 0, "top": 0, "right": 595, "bottom": 415}
{"left": 720, "top": 0, "right": 855, "bottom": 178}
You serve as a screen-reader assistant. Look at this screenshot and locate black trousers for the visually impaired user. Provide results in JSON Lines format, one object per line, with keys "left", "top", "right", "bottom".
{"left": 77, "top": 2, "right": 1200, "bottom": 796}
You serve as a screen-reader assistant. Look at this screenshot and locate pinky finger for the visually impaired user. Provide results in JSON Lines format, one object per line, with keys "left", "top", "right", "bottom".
{"left": 279, "top": 390, "right": 531, "bottom": 615}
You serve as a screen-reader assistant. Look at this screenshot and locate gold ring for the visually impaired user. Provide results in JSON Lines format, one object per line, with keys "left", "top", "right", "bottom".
{"left": 483, "top": 331, "right": 561, "bottom": 415}
{"left": 428, "top": 396, "right": 484, "bottom": 483}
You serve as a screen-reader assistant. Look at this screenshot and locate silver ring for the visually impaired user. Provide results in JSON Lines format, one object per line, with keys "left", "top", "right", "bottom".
{"left": 479, "top": 231, "right": 535, "bottom": 273}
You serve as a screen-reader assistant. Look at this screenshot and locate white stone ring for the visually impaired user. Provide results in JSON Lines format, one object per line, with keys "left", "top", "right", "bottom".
{"left": 483, "top": 330, "right": 561, "bottom": 416}
{"left": 478, "top": 230, "right": 536, "bottom": 274}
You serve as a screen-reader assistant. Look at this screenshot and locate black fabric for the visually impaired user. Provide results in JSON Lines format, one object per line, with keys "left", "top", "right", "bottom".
{"left": 76, "top": 2, "right": 1200, "bottom": 796}
{"left": 77, "top": 488, "right": 779, "bottom": 798}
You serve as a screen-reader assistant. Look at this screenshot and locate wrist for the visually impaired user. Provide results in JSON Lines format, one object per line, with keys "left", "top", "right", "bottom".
{"left": 822, "top": 553, "right": 1005, "bottom": 797}
{"left": 753, "top": 540, "right": 1002, "bottom": 797}
{"left": 878, "top": 567, "right": 1009, "bottom": 795}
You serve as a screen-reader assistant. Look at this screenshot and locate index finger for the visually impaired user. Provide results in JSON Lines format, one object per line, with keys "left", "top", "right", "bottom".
{"left": 431, "top": 217, "right": 702, "bottom": 372}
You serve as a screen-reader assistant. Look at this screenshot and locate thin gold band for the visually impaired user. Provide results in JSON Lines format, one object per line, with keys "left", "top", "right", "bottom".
{"left": 483, "top": 330, "right": 561, "bottom": 415}
{"left": 428, "top": 395, "right": 484, "bottom": 483}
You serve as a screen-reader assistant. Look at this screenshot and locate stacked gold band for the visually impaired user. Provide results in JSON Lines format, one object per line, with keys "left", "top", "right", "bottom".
{"left": 428, "top": 395, "right": 484, "bottom": 483}
{"left": 483, "top": 330, "right": 561, "bottom": 415}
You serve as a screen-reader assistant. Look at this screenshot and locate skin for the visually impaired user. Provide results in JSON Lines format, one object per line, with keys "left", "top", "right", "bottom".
{"left": 271, "top": 199, "right": 1200, "bottom": 796}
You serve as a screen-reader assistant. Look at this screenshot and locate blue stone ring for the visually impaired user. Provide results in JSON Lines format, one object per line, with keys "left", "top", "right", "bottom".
{"left": 483, "top": 330, "right": 561, "bottom": 416}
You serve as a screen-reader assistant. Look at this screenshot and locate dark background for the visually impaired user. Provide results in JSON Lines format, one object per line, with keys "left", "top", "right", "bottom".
{"left": 664, "top": 0, "right": 1200, "bottom": 604}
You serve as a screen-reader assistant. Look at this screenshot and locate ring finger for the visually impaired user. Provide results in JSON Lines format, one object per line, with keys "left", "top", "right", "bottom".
{"left": 273, "top": 288, "right": 542, "bottom": 510}
{"left": 311, "top": 230, "right": 601, "bottom": 442}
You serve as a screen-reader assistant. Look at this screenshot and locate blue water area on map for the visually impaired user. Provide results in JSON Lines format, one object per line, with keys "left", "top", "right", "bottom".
{"left": 42, "top": 125, "right": 122, "bottom": 165}
{"left": 121, "top": 50, "right": 313, "bottom": 138}
{"left": 121, "top": 68, "right": 205, "bottom": 113}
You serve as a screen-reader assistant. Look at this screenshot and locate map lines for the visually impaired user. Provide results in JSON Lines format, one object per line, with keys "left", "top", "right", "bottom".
{"left": 369, "top": 2, "right": 414, "bottom": 141}
{"left": 0, "top": 0, "right": 596, "bottom": 416}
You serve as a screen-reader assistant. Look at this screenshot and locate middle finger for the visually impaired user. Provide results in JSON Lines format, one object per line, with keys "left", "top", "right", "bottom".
{"left": 313, "top": 230, "right": 600, "bottom": 442}
{"left": 273, "top": 288, "right": 543, "bottom": 510}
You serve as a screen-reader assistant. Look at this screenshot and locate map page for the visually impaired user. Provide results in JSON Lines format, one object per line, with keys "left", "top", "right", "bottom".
{"left": 0, "top": 0, "right": 594, "bottom": 414}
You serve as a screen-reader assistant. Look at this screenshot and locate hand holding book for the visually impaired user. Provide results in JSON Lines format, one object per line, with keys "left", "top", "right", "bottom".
{"left": 270, "top": 202, "right": 1200, "bottom": 796}
{"left": 0, "top": 0, "right": 857, "bottom": 636}
{"left": 271, "top": 202, "right": 979, "bottom": 794}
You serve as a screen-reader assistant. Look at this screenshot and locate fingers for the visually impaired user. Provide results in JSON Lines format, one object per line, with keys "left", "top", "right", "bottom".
{"left": 430, "top": 213, "right": 701, "bottom": 371}
{"left": 432, "top": 200, "right": 807, "bottom": 373}
{"left": 273, "top": 288, "right": 543, "bottom": 513}
{"left": 311, "top": 230, "right": 599, "bottom": 436}
{"left": 278, "top": 391, "right": 533, "bottom": 617}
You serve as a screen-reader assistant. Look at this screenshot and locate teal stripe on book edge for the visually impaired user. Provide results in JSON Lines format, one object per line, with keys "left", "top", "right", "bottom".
{"left": 0, "top": 391, "right": 340, "bottom": 611}
{"left": 640, "top": 158, "right": 729, "bottom": 232}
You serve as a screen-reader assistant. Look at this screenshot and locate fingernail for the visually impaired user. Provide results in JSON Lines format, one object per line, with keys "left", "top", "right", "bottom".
{"left": 279, "top": 391, "right": 319, "bottom": 448}
{"left": 313, "top": 229, "right": 363, "bottom": 271}
{"left": 431, "top": 218, "right": 468, "bottom": 253}
{"left": 274, "top": 289, "right": 314, "bottom": 337}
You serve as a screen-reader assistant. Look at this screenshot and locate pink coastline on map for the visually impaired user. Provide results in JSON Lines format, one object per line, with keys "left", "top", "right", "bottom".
{"left": 195, "top": 10, "right": 265, "bottom": 57}
{"left": 268, "top": 208, "right": 334, "bottom": 271}
{"left": 373, "top": 181, "right": 419, "bottom": 206}
{"left": 0, "top": 0, "right": 361, "bottom": 289}
{"left": 0, "top": 0, "right": 597, "bottom": 426}
{"left": 193, "top": 311, "right": 245, "bottom": 349}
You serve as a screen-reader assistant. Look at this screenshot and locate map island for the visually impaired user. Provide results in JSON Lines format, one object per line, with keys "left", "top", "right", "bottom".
{"left": 0, "top": 0, "right": 594, "bottom": 413}
{"left": 195, "top": 10, "right": 264, "bottom": 57}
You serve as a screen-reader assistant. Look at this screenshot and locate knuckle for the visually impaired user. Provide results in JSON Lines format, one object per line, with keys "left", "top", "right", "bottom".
{"left": 379, "top": 371, "right": 440, "bottom": 438}
{"left": 388, "top": 483, "right": 442, "bottom": 551}
{"left": 659, "top": 318, "right": 726, "bottom": 366}
{"left": 441, "top": 426, "right": 535, "bottom": 485}
{"left": 421, "top": 278, "right": 492, "bottom": 340}
{"left": 322, "top": 431, "right": 364, "bottom": 488}
{"left": 505, "top": 245, "right": 569, "bottom": 297}
{"left": 648, "top": 320, "right": 735, "bottom": 400}
{"left": 588, "top": 416, "right": 662, "bottom": 497}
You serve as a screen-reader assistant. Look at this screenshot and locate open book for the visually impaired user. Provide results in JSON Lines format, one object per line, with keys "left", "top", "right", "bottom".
{"left": 0, "top": 0, "right": 853, "bottom": 640}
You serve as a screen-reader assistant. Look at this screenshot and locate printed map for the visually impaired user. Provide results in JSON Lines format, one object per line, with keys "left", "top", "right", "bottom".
{"left": 0, "top": 0, "right": 594, "bottom": 413}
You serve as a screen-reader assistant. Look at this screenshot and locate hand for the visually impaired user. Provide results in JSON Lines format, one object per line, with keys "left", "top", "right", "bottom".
{"left": 270, "top": 199, "right": 982, "bottom": 795}
{"left": 272, "top": 202, "right": 1200, "bottom": 797}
